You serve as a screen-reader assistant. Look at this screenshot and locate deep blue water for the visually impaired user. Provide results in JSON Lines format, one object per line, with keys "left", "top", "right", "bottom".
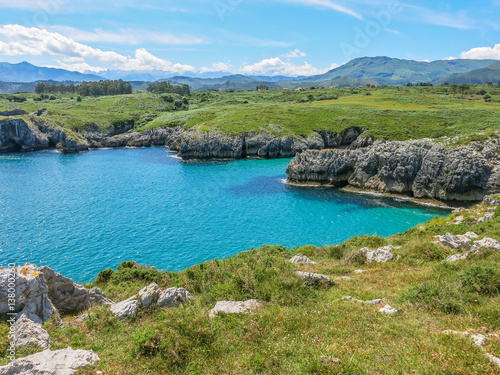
{"left": 0, "top": 147, "right": 449, "bottom": 282}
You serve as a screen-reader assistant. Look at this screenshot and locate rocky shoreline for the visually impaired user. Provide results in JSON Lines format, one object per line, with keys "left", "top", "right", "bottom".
{"left": 0, "top": 111, "right": 369, "bottom": 158}
{"left": 286, "top": 137, "right": 500, "bottom": 201}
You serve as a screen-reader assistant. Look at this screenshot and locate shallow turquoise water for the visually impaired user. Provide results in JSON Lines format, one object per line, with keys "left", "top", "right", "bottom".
{"left": 0, "top": 147, "right": 449, "bottom": 282}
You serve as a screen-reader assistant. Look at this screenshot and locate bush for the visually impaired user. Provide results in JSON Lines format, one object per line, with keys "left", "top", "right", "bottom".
{"left": 458, "top": 265, "right": 500, "bottom": 295}
{"left": 77, "top": 96, "right": 82, "bottom": 102}
{"left": 96, "top": 268, "right": 114, "bottom": 284}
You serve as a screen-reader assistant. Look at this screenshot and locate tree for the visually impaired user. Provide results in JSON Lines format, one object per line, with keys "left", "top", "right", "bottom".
{"left": 256, "top": 85, "right": 269, "bottom": 91}
{"left": 459, "top": 84, "right": 471, "bottom": 97}
{"left": 450, "top": 84, "right": 459, "bottom": 96}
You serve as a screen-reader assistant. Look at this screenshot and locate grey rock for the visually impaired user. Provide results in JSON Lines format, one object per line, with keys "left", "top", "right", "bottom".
{"left": 138, "top": 283, "right": 161, "bottom": 308}
{"left": 343, "top": 296, "right": 384, "bottom": 305}
{"left": 157, "top": 287, "right": 193, "bottom": 308}
{"left": 289, "top": 254, "right": 316, "bottom": 264}
{"left": 483, "top": 195, "right": 500, "bottom": 206}
{"left": 13, "top": 315, "right": 50, "bottom": 349}
{"left": 209, "top": 300, "right": 261, "bottom": 318}
{"left": 445, "top": 253, "right": 471, "bottom": 262}
{"left": 435, "top": 233, "right": 472, "bottom": 250}
{"left": 0, "top": 348, "right": 99, "bottom": 375}
{"left": 295, "top": 271, "right": 331, "bottom": 284}
{"left": 319, "top": 356, "right": 341, "bottom": 364}
{"left": 287, "top": 138, "right": 500, "bottom": 201}
{"left": 0, "top": 109, "right": 28, "bottom": 116}
{"left": 110, "top": 296, "right": 138, "bottom": 318}
{"left": 353, "top": 269, "right": 366, "bottom": 274}
{"left": 485, "top": 353, "right": 500, "bottom": 368}
{"left": 75, "top": 314, "right": 89, "bottom": 322}
{"left": 464, "top": 232, "right": 479, "bottom": 239}
{"left": 477, "top": 213, "right": 494, "bottom": 223}
{"left": 473, "top": 237, "right": 500, "bottom": 250}
{"left": 366, "top": 246, "right": 394, "bottom": 263}
{"left": 39, "top": 266, "right": 113, "bottom": 314}
{"left": 0, "top": 119, "right": 49, "bottom": 152}
{"left": 0, "top": 264, "right": 57, "bottom": 324}
{"left": 471, "top": 334, "right": 487, "bottom": 347}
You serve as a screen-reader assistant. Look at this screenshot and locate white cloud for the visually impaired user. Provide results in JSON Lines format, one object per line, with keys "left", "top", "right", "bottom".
{"left": 199, "top": 62, "right": 232, "bottom": 73}
{"left": 460, "top": 44, "right": 500, "bottom": 60}
{"left": 278, "top": 0, "right": 363, "bottom": 19}
{"left": 48, "top": 26, "right": 204, "bottom": 46}
{"left": 0, "top": 24, "right": 196, "bottom": 73}
{"left": 240, "top": 57, "right": 337, "bottom": 76}
{"left": 443, "top": 56, "right": 458, "bottom": 60}
{"left": 400, "top": 4, "right": 475, "bottom": 29}
{"left": 282, "top": 49, "right": 307, "bottom": 58}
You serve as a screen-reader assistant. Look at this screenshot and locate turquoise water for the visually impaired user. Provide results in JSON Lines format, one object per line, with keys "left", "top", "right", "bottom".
{"left": 0, "top": 147, "right": 449, "bottom": 282}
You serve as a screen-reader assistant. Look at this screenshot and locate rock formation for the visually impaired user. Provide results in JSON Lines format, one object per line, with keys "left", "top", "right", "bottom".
{"left": 0, "top": 348, "right": 99, "bottom": 375}
{"left": 0, "top": 264, "right": 113, "bottom": 324}
{"left": 287, "top": 138, "right": 500, "bottom": 201}
{"left": 209, "top": 300, "right": 261, "bottom": 318}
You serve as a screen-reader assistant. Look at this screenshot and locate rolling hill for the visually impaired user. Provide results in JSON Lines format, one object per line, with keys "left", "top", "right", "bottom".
{"left": 0, "top": 62, "right": 102, "bottom": 82}
{"left": 435, "top": 61, "right": 500, "bottom": 85}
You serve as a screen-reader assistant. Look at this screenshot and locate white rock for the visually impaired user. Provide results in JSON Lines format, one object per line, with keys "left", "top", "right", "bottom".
{"left": 335, "top": 276, "right": 352, "bottom": 281}
{"left": 464, "top": 232, "right": 479, "bottom": 239}
{"left": 366, "top": 247, "right": 394, "bottom": 263}
{"left": 485, "top": 353, "right": 500, "bottom": 368}
{"left": 365, "top": 299, "right": 385, "bottom": 305}
{"left": 13, "top": 315, "right": 50, "bottom": 349}
{"left": 0, "top": 347, "right": 99, "bottom": 375}
{"left": 477, "top": 213, "right": 494, "bottom": 223}
{"left": 289, "top": 254, "right": 316, "bottom": 264}
{"left": 157, "top": 287, "right": 193, "bottom": 308}
{"left": 209, "top": 300, "right": 261, "bottom": 318}
{"left": 454, "top": 216, "right": 464, "bottom": 225}
{"left": 138, "top": 283, "right": 161, "bottom": 308}
{"left": 358, "top": 247, "right": 370, "bottom": 254}
{"left": 319, "top": 356, "right": 341, "bottom": 364}
{"left": 473, "top": 237, "right": 500, "bottom": 250}
{"left": 342, "top": 296, "right": 364, "bottom": 303}
{"left": 75, "top": 314, "right": 89, "bottom": 322}
{"left": 110, "top": 296, "right": 138, "bottom": 318}
{"left": 444, "top": 253, "right": 470, "bottom": 263}
{"left": 295, "top": 271, "right": 331, "bottom": 284}
{"left": 471, "top": 334, "right": 486, "bottom": 347}
{"left": 353, "top": 269, "right": 366, "bottom": 274}
{"left": 379, "top": 304, "right": 398, "bottom": 314}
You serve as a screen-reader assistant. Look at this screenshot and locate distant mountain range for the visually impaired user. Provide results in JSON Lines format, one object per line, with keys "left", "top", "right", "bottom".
{"left": 0, "top": 57, "right": 499, "bottom": 93}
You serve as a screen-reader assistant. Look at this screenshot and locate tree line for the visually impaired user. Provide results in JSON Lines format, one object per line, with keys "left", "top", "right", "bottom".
{"left": 35, "top": 80, "right": 133, "bottom": 97}
{"left": 147, "top": 81, "right": 190, "bottom": 96}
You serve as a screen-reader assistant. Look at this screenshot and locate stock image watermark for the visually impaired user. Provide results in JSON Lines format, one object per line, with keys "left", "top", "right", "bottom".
{"left": 21, "top": 0, "right": 70, "bottom": 28}
{"left": 5, "top": 263, "right": 17, "bottom": 361}
{"left": 214, "top": 0, "right": 243, "bottom": 21}
{"left": 340, "top": 1, "right": 403, "bottom": 61}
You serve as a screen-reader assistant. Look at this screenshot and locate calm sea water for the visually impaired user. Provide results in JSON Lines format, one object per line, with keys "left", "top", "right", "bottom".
{"left": 0, "top": 147, "right": 449, "bottom": 282}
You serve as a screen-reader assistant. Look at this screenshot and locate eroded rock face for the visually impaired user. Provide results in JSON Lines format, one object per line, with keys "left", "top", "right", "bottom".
{"left": 39, "top": 266, "right": 113, "bottom": 314}
{"left": 209, "top": 300, "right": 261, "bottom": 318}
{"left": 0, "top": 264, "right": 113, "bottom": 324}
{"left": 287, "top": 138, "right": 500, "bottom": 201}
{"left": 0, "top": 119, "right": 48, "bottom": 152}
{"left": 0, "top": 348, "right": 99, "bottom": 375}
{"left": 0, "top": 265, "right": 57, "bottom": 324}
{"left": 138, "top": 283, "right": 161, "bottom": 308}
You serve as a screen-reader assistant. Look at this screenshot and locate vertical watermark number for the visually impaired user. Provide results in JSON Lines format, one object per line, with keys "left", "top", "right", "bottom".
{"left": 6, "top": 263, "right": 17, "bottom": 361}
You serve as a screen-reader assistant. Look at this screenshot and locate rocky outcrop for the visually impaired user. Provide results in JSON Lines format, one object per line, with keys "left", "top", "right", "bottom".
{"left": 209, "top": 300, "right": 261, "bottom": 318}
{"left": 13, "top": 315, "right": 51, "bottom": 349}
{"left": 289, "top": 254, "right": 316, "bottom": 264}
{"left": 0, "top": 109, "right": 28, "bottom": 116}
{"left": 295, "top": 271, "right": 331, "bottom": 285}
{"left": 0, "top": 119, "right": 49, "bottom": 152}
{"left": 157, "top": 287, "right": 193, "bottom": 308}
{"left": 287, "top": 138, "right": 500, "bottom": 201}
{"left": 0, "top": 264, "right": 113, "bottom": 324}
{"left": 110, "top": 296, "right": 139, "bottom": 318}
{"left": 0, "top": 348, "right": 100, "bottom": 375}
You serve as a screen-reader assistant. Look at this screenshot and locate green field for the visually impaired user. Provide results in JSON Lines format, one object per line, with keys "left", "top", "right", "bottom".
{"left": 1, "top": 85, "right": 500, "bottom": 142}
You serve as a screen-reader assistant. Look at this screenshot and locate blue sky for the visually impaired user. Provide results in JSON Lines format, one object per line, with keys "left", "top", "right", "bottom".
{"left": 0, "top": 0, "right": 499, "bottom": 76}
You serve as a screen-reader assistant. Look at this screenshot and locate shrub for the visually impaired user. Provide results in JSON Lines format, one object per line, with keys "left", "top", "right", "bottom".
{"left": 96, "top": 268, "right": 114, "bottom": 284}
{"left": 458, "top": 265, "right": 500, "bottom": 296}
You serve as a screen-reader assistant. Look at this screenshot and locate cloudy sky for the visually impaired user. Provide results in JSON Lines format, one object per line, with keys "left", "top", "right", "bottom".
{"left": 0, "top": 0, "right": 499, "bottom": 76}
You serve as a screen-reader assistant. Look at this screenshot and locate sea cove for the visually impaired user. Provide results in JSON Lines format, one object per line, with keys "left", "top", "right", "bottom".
{"left": 0, "top": 147, "right": 449, "bottom": 282}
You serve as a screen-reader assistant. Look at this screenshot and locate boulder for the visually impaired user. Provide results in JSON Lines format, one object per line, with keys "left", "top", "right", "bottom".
{"left": 138, "top": 283, "right": 161, "bottom": 308}
{"left": 289, "top": 254, "right": 316, "bottom": 264}
{"left": 473, "top": 237, "right": 500, "bottom": 250}
{"left": 445, "top": 253, "right": 471, "bottom": 263}
{"left": 13, "top": 315, "right": 50, "bottom": 349}
{"left": 110, "top": 296, "right": 138, "bottom": 318}
{"left": 295, "top": 271, "right": 331, "bottom": 285}
{"left": 157, "top": 287, "right": 193, "bottom": 308}
{"left": 353, "top": 269, "right": 366, "bottom": 274}
{"left": 477, "top": 213, "right": 494, "bottom": 223}
{"left": 464, "top": 232, "right": 479, "bottom": 239}
{"left": 379, "top": 305, "right": 398, "bottom": 314}
{"left": 0, "top": 348, "right": 99, "bottom": 375}
{"left": 366, "top": 246, "right": 394, "bottom": 263}
{"left": 0, "top": 265, "right": 57, "bottom": 324}
{"left": 343, "top": 296, "right": 385, "bottom": 305}
{"left": 209, "top": 300, "right": 261, "bottom": 318}
{"left": 39, "top": 266, "right": 113, "bottom": 314}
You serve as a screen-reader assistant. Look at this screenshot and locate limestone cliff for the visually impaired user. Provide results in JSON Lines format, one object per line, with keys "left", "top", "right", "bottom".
{"left": 286, "top": 138, "right": 500, "bottom": 201}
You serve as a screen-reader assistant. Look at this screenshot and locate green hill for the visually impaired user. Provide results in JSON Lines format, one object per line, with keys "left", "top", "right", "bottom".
{"left": 436, "top": 61, "right": 500, "bottom": 85}
{"left": 304, "top": 57, "right": 497, "bottom": 86}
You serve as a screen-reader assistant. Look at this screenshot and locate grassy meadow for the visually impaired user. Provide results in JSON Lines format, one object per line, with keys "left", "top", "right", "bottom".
{"left": 1, "top": 85, "right": 500, "bottom": 142}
